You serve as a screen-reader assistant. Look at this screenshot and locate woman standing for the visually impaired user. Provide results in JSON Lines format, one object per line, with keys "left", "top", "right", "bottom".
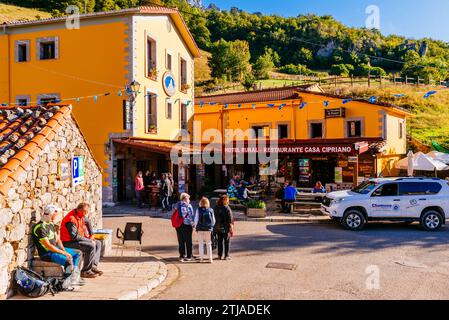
{"left": 213, "top": 195, "right": 234, "bottom": 260}
{"left": 161, "top": 173, "right": 172, "bottom": 212}
{"left": 194, "top": 197, "right": 215, "bottom": 263}
{"left": 135, "top": 171, "right": 145, "bottom": 208}
{"left": 176, "top": 193, "right": 195, "bottom": 262}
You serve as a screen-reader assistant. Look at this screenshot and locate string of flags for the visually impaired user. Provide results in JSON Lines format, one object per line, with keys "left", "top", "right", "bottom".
{"left": 195, "top": 89, "right": 441, "bottom": 111}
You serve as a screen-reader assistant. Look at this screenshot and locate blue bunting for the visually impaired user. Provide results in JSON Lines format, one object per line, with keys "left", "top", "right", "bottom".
{"left": 299, "top": 102, "right": 307, "bottom": 109}
{"left": 93, "top": 96, "right": 98, "bottom": 103}
{"left": 224, "top": 104, "right": 228, "bottom": 109}
{"left": 369, "top": 96, "right": 377, "bottom": 103}
{"left": 76, "top": 98, "right": 80, "bottom": 103}
{"left": 209, "top": 102, "right": 216, "bottom": 106}
{"left": 424, "top": 91, "right": 437, "bottom": 99}
{"left": 342, "top": 98, "right": 352, "bottom": 104}
{"left": 252, "top": 104, "right": 256, "bottom": 109}
{"left": 238, "top": 104, "right": 242, "bottom": 108}
{"left": 118, "top": 90, "right": 122, "bottom": 97}
{"left": 267, "top": 104, "right": 275, "bottom": 108}
{"left": 278, "top": 104, "right": 286, "bottom": 110}
{"left": 200, "top": 102, "right": 204, "bottom": 108}
{"left": 324, "top": 101, "right": 329, "bottom": 107}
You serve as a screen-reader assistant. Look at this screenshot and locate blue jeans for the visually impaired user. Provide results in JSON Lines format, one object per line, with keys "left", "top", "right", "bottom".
{"left": 41, "top": 247, "right": 81, "bottom": 273}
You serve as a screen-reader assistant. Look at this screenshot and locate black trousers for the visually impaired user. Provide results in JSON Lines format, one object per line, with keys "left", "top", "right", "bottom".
{"left": 216, "top": 232, "right": 231, "bottom": 258}
{"left": 176, "top": 224, "right": 193, "bottom": 258}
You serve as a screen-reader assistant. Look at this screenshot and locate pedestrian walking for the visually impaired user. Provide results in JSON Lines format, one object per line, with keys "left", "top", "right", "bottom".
{"left": 194, "top": 197, "right": 215, "bottom": 263}
{"left": 213, "top": 194, "right": 234, "bottom": 260}
{"left": 135, "top": 171, "right": 145, "bottom": 208}
{"left": 161, "top": 173, "right": 173, "bottom": 212}
{"left": 175, "top": 193, "right": 195, "bottom": 262}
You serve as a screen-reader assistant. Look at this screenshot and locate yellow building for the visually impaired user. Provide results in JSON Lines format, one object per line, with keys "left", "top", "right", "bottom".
{"left": 0, "top": 6, "right": 200, "bottom": 203}
{"left": 194, "top": 85, "right": 412, "bottom": 189}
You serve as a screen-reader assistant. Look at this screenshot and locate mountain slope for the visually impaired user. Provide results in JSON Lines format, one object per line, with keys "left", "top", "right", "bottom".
{"left": 0, "top": 3, "right": 51, "bottom": 23}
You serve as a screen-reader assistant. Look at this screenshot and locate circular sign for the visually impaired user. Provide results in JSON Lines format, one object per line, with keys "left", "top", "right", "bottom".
{"left": 162, "top": 71, "right": 176, "bottom": 97}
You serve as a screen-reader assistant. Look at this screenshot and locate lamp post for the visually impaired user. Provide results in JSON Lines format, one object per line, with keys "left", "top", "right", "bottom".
{"left": 125, "top": 80, "right": 141, "bottom": 131}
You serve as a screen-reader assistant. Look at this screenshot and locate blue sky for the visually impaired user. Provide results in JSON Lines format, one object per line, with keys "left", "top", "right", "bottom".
{"left": 203, "top": 0, "right": 449, "bottom": 42}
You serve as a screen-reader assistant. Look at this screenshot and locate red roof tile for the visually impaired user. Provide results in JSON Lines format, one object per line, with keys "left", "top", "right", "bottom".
{"left": 0, "top": 104, "right": 71, "bottom": 196}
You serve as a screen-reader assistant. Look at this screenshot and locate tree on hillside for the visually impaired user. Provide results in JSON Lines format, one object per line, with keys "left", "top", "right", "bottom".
{"left": 253, "top": 48, "right": 276, "bottom": 79}
{"left": 208, "top": 39, "right": 251, "bottom": 82}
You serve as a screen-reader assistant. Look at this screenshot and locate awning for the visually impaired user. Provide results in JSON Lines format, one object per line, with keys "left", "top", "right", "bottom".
{"left": 112, "top": 138, "right": 202, "bottom": 155}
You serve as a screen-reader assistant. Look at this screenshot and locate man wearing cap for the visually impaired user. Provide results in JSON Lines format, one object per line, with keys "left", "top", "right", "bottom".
{"left": 60, "top": 202, "right": 103, "bottom": 278}
{"left": 32, "top": 205, "right": 82, "bottom": 287}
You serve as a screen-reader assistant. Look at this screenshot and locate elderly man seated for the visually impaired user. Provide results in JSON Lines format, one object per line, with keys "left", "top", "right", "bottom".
{"left": 32, "top": 205, "right": 83, "bottom": 288}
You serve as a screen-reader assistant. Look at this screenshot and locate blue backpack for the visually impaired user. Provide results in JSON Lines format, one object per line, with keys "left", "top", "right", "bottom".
{"left": 197, "top": 208, "right": 213, "bottom": 231}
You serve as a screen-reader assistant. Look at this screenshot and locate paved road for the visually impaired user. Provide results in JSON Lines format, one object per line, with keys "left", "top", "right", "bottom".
{"left": 103, "top": 216, "right": 449, "bottom": 300}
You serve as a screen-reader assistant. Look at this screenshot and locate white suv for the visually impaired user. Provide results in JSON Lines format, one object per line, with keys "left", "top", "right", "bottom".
{"left": 321, "top": 178, "right": 449, "bottom": 231}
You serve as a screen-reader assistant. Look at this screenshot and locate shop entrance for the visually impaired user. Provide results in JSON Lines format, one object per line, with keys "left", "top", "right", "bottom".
{"left": 311, "top": 158, "right": 337, "bottom": 186}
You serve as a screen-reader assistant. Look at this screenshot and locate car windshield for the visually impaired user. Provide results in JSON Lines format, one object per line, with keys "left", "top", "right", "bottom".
{"left": 352, "top": 181, "right": 378, "bottom": 194}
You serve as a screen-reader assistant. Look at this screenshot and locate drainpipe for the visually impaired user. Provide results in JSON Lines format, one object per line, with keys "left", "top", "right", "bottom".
{"left": 6, "top": 27, "right": 11, "bottom": 105}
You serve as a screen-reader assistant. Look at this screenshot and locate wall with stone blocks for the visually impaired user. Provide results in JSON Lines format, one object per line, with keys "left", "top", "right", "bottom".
{"left": 0, "top": 116, "right": 102, "bottom": 298}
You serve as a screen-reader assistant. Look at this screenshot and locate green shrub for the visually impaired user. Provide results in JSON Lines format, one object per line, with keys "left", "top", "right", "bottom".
{"left": 278, "top": 64, "right": 316, "bottom": 76}
{"left": 246, "top": 200, "right": 266, "bottom": 209}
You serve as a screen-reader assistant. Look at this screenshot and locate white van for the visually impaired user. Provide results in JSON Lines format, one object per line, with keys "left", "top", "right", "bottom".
{"left": 321, "top": 178, "right": 449, "bottom": 231}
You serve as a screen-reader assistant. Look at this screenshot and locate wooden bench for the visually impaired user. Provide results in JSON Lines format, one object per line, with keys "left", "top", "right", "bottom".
{"left": 275, "top": 200, "right": 321, "bottom": 213}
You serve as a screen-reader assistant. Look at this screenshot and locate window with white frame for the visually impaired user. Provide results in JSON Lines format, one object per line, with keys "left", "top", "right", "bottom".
{"left": 166, "top": 101, "right": 172, "bottom": 119}
{"left": 16, "top": 95, "right": 30, "bottom": 106}
{"left": 15, "top": 40, "right": 30, "bottom": 62}
{"left": 38, "top": 94, "right": 60, "bottom": 106}
{"left": 147, "top": 37, "right": 157, "bottom": 79}
{"left": 37, "top": 37, "right": 58, "bottom": 60}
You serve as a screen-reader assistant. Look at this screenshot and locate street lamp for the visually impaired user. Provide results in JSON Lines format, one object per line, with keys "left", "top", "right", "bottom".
{"left": 124, "top": 80, "right": 141, "bottom": 131}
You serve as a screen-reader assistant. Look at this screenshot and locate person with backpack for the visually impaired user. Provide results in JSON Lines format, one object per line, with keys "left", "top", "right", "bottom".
{"left": 174, "top": 193, "right": 195, "bottom": 262}
{"left": 194, "top": 197, "right": 215, "bottom": 263}
{"left": 31, "top": 205, "right": 82, "bottom": 288}
{"left": 213, "top": 195, "right": 234, "bottom": 260}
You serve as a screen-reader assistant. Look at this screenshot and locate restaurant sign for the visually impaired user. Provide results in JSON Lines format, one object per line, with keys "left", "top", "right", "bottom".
{"left": 325, "top": 107, "right": 346, "bottom": 119}
{"left": 224, "top": 145, "right": 355, "bottom": 154}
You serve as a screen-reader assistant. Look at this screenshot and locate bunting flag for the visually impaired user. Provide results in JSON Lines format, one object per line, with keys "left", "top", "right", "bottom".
{"left": 267, "top": 104, "right": 275, "bottom": 108}
{"left": 342, "top": 98, "right": 352, "bottom": 104}
{"left": 424, "top": 91, "right": 437, "bottom": 99}
{"left": 209, "top": 102, "right": 216, "bottom": 106}
{"left": 54, "top": 99, "right": 61, "bottom": 103}
{"left": 93, "top": 96, "right": 98, "bottom": 103}
{"left": 76, "top": 98, "right": 80, "bottom": 103}
{"left": 299, "top": 102, "right": 307, "bottom": 109}
{"left": 224, "top": 103, "right": 228, "bottom": 109}
{"left": 1, "top": 103, "right": 7, "bottom": 107}
{"left": 278, "top": 104, "right": 286, "bottom": 110}
{"left": 238, "top": 104, "right": 242, "bottom": 108}
{"left": 200, "top": 102, "right": 204, "bottom": 108}
{"left": 252, "top": 104, "right": 256, "bottom": 109}
{"left": 324, "top": 101, "right": 329, "bottom": 107}
{"left": 369, "top": 96, "right": 377, "bottom": 103}
{"left": 393, "top": 94, "right": 406, "bottom": 98}
{"left": 118, "top": 90, "right": 122, "bottom": 97}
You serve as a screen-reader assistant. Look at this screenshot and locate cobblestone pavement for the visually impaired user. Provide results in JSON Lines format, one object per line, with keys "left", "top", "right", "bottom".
{"left": 11, "top": 248, "right": 167, "bottom": 300}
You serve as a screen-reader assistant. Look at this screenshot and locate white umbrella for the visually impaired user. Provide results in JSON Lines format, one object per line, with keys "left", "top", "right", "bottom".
{"left": 395, "top": 152, "right": 449, "bottom": 172}
{"left": 427, "top": 151, "right": 449, "bottom": 165}
{"left": 407, "top": 150, "right": 414, "bottom": 177}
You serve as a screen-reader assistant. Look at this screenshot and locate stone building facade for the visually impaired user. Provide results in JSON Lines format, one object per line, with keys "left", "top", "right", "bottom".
{"left": 0, "top": 104, "right": 102, "bottom": 298}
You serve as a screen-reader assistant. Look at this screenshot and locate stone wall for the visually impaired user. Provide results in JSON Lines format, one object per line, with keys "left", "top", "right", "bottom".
{"left": 0, "top": 115, "right": 102, "bottom": 298}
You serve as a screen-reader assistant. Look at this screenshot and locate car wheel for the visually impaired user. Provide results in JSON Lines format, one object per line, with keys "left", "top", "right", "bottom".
{"left": 342, "top": 209, "right": 366, "bottom": 231}
{"left": 420, "top": 210, "right": 443, "bottom": 231}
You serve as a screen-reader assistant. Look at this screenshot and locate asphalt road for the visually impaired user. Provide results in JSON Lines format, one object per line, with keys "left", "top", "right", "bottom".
{"left": 103, "top": 216, "right": 449, "bottom": 300}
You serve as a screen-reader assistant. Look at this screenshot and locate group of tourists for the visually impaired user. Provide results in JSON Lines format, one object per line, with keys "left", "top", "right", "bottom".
{"left": 32, "top": 202, "right": 103, "bottom": 289}
{"left": 173, "top": 193, "right": 234, "bottom": 263}
{"left": 135, "top": 170, "right": 174, "bottom": 210}
{"left": 227, "top": 175, "right": 251, "bottom": 203}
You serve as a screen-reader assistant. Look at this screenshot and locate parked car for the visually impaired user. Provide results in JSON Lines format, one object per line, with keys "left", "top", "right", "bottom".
{"left": 321, "top": 178, "right": 449, "bottom": 231}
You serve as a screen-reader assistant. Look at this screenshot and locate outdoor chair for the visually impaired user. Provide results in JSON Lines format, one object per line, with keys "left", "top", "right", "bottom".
{"left": 116, "top": 223, "right": 144, "bottom": 257}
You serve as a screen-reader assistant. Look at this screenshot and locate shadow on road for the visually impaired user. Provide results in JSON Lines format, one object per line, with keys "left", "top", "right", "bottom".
{"left": 229, "top": 222, "right": 449, "bottom": 256}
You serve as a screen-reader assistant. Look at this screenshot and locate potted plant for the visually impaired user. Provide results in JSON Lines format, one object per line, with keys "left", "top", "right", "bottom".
{"left": 181, "top": 83, "right": 191, "bottom": 91}
{"left": 148, "top": 67, "right": 158, "bottom": 79}
{"left": 246, "top": 199, "right": 267, "bottom": 218}
{"left": 148, "top": 124, "right": 157, "bottom": 133}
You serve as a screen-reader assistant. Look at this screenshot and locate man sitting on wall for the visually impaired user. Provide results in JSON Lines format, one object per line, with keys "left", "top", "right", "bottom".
{"left": 60, "top": 203, "right": 103, "bottom": 279}
{"left": 32, "top": 205, "right": 82, "bottom": 287}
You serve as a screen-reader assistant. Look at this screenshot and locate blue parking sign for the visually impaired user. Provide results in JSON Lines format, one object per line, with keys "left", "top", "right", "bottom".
{"left": 72, "top": 156, "right": 85, "bottom": 186}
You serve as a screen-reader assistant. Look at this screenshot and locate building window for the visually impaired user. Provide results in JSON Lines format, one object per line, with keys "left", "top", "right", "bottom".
{"left": 37, "top": 37, "right": 58, "bottom": 60}
{"left": 166, "top": 52, "right": 172, "bottom": 70}
{"left": 16, "top": 96, "right": 29, "bottom": 106}
{"left": 180, "top": 103, "right": 188, "bottom": 130}
{"left": 147, "top": 93, "right": 157, "bottom": 133}
{"left": 166, "top": 102, "right": 172, "bottom": 119}
{"left": 38, "top": 94, "right": 60, "bottom": 106}
{"left": 251, "top": 125, "right": 270, "bottom": 138}
{"left": 399, "top": 121, "right": 404, "bottom": 139}
{"left": 15, "top": 41, "right": 30, "bottom": 62}
{"left": 147, "top": 37, "right": 157, "bottom": 79}
{"left": 347, "top": 120, "right": 362, "bottom": 138}
{"left": 180, "top": 58, "right": 187, "bottom": 91}
{"left": 278, "top": 124, "right": 289, "bottom": 139}
{"left": 310, "top": 122, "right": 323, "bottom": 139}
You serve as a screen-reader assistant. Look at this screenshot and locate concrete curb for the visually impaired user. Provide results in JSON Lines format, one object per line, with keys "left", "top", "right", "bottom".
{"left": 116, "top": 260, "right": 168, "bottom": 300}
{"left": 233, "top": 217, "right": 334, "bottom": 223}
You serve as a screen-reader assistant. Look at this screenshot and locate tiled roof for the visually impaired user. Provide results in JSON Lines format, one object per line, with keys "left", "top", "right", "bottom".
{"left": 196, "top": 84, "right": 322, "bottom": 105}
{"left": 195, "top": 85, "right": 412, "bottom": 115}
{"left": 0, "top": 104, "right": 71, "bottom": 196}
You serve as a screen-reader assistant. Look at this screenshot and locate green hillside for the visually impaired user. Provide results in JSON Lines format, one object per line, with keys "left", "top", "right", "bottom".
{"left": 0, "top": 3, "right": 51, "bottom": 23}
